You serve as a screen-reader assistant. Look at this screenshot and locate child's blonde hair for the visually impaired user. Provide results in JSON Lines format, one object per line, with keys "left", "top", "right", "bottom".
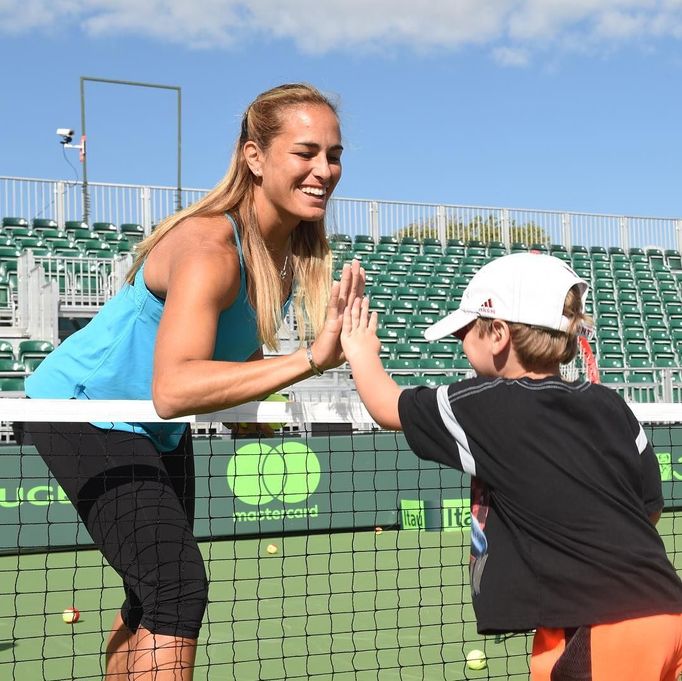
{"left": 475, "top": 285, "right": 591, "bottom": 368}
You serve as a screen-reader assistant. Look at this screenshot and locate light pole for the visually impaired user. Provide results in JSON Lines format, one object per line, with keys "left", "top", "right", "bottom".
{"left": 79, "top": 76, "right": 182, "bottom": 225}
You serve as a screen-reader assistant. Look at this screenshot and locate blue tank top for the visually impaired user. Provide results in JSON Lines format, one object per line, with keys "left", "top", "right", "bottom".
{"left": 26, "top": 214, "right": 288, "bottom": 451}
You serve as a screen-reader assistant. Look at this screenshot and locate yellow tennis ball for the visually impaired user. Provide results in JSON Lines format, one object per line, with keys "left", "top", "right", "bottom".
{"left": 466, "top": 649, "right": 487, "bottom": 671}
{"left": 62, "top": 607, "right": 80, "bottom": 624}
{"left": 266, "top": 543, "right": 278, "bottom": 555}
{"left": 264, "top": 393, "right": 287, "bottom": 430}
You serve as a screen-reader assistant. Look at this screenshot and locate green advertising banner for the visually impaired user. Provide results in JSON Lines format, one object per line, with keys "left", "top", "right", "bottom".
{"left": 1, "top": 424, "right": 680, "bottom": 552}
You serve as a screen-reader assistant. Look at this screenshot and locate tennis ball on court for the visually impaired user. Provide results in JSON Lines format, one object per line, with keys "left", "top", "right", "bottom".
{"left": 62, "top": 607, "right": 80, "bottom": 624}
{"left": 466, "top": 649, "right": 487, "bottom": 671}
{"left": 375, "top": 526, "right": 383, "bottom": 535}
{"left": 266, "top": 543, "right": 278, "bottom": 555}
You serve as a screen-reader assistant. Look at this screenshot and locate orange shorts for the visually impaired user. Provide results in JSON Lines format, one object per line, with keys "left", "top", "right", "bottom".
{"left": 530, "top": 613, "right": 682, "bottom": 681}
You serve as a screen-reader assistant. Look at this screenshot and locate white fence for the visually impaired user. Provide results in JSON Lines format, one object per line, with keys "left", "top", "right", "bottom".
{"left": 3, "top": 176, "right": 682, "bottom": 252}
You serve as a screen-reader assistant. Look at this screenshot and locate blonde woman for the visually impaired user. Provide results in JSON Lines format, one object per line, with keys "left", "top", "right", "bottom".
{"left": 25, "top": 83, "right": 362, "bottom": 680}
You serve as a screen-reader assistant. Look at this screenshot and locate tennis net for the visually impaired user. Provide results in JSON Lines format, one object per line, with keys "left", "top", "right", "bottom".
{"left": 0, "top": 397, "right": 680, "bottom": 680}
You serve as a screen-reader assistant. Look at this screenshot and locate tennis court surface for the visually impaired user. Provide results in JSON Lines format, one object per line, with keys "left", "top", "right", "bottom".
{"left": 0, "top": 398, "right": 680, "bottom": 680}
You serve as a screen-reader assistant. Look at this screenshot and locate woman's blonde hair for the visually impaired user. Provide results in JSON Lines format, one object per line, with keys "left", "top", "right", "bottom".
{"left": 476, "top": 285, "right": 591, "bottom": 368}
{"left": 126, "top": 83, "right": 337, "bottom": 350}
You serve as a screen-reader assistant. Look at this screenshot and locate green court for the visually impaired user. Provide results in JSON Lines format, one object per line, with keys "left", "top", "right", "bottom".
{"left": 2, "top": 514, "right": 678, "bottom": 680}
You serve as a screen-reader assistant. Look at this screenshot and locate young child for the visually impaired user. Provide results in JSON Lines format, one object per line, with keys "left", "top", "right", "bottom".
{"left": 340, "top": 252, "right": 682, "bottom": 681}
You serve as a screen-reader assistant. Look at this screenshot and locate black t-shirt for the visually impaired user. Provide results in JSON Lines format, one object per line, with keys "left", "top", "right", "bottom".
{"left": 398, "top": 376, "right": 682, "bottom": 634}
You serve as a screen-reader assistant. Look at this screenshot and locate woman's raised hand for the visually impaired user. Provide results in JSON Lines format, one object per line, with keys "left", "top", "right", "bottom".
{"left": 308, "top": 259, "right": 365, "bottom": 371}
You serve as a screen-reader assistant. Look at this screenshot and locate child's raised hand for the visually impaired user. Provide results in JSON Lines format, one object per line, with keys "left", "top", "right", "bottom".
{"left": 340, "top": 295, "right": 380, "bottom": 361}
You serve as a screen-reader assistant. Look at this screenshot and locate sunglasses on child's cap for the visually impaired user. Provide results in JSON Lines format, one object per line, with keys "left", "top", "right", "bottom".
{"left": 423, "top": 253, "right": 590, "bottom": 342}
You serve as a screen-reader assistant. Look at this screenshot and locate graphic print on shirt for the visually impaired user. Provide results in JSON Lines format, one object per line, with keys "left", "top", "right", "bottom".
{"left": 470, "top": 476, "right": 490, "bottom": 595}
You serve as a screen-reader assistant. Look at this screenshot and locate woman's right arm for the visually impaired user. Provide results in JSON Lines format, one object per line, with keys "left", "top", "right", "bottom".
{"left": 151, "top": 244, "right": 363, "bottom": 419}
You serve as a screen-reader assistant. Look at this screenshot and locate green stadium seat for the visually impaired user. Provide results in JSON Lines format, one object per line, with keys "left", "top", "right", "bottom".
{"left": 398, "top": 244, "right": 420, "bottom": 256}
{"left": 415, "top": 300, "right": 443, "bottom": 315}
{"left": 18, "top": 340, "right": 54, "bottom": 361}
{"left": 466, "top": 246, "right": 486, "bottom": 258}
{"left": 330, "top": 242, "right": 351, "bottom": 257}
{"left": 53, "top": 247, "right": 82, "bottom": 258}
{"left": 367, "top": 284, "right": 394, "bottom": 301}
{"left": 665, "top": 302, "right": 682, "bottom": 317}
{"left": 429, "top": 274, "right": 454, "bottom": 289}
{"left": 64, "top": 220, "right": 89, "bottom": 231}
{"left": 488, "top": 246, "right": 507, "bottom": 258}
{"left": 597, "top": 327, "right": 621, "bottom": 341}
{"left": 354, "top": 234, "right": 374, "bottom": 244}
{"left": 393, "top": 286, "right": 421, "bottom": 302}
{"left": 423, "top": 244, "right": 443, "bottom": 256}
{"left": 15, "top": 236, "right": 44, "bottom": 250}
{"left": 375, "top": 243, "right": 398, "bottom": 255}
{"left": 381, "top": 313, "right": 410, "bottom": 330}
{"left": 665, "top": 249, "right": 682, "bottom": 270}
{"left": 0, "top": 359, "right": 26, "bottom": 374}
{"left": 625, "top": 341, "right": 649, "bottom": 358}
{"left": 413, "top": 254, "right": 440, "bottom": 266}
{"left": 0, "top": 340, "right": 14, "bottom": 360}
{"left": 645, "top": 317, "right": 667, "bottom": 330}
{"left": 31, "top": 218, "right": 58, "bottom": 231}
{"left": 0, "top": 246, "right": 20, "bottom": 260}
{"left": 601, "top": 371, "right": 626, "bottom": 385}
{"left": 404, "top": 274, "right": 429, "bottom": 289}
{"left": 384, "top": 359, "right": 414, "bottom": 372}
{"left": 444, "top": 245, "right": 465, "bottom": 257}
{"left": 376, "top": 274, "right": 401, "bottom": 288}
{"left": 0, "top": 377, "right": 25, "bottom": 391}
{"left": 394, "top": 342, "right": 423, "bottom": 359}
{"left": 411, "top": 313, "right": 439, "bottom": 329}
{"left": 422, "top": 237, "right": 442, "bottom": 248}
{"left": 370, "top": 298, "right": 389, "bottom": 312}
{"left": 391, "top": 374, "right": 417, "bottom": 386}
{"left": 429, "top": 342, "right": 457, "bottom": 359}
{"left": 386, "top": 263, "right": 410, "bottom": 275}
{"left": 120, "top": 223, "right": 145, "bottom": 241}
{"left": 352, "top": 242, "right": 374, "bottom": 255}
{"left": 400, "top": 236, "right": 420, "bottom": 246}
{"left": 571, "top": 245, "right": 588, "bottom": 254}
{"left": 510, "top": 242, "right": 528, "bottom": 253}
{"left": 600, "top": 356, "right": 625, "bottom": 369}
{"left": 446, "top": 238, "right": 465, "bottom": 248}
{"left": 639, "top": 290, "right": 661, "bottom": 305}
{"left": 24, "top": 357, "right": 45, "bottom": 372}
{"left": 388, "top": 299, "right": 417, "bottom": 315}
{"left": 2, "top": 217, "right": 28, "bottom": 229}
{"left": 653, "top": 354, "right": 677, "bottom": 369}
{"left": 422, "top": 374, "right": 453, "bottom": 387}
{"left": 410, "top": 263, "right": 435, "bottom": 276}
{"left": 416, "top": 358, "right": 451, "bottom": 372}
{"left": 594, "top": 289, "right": 616, "bottom": 304}
{"left": 91, "top": 222, "right": 117, "bottom": 235}
{"left": 623, "top": 328, "right": 646, "bottom": 343}
{"left": 659, "top": 281, "right": 678, "bottom": 295}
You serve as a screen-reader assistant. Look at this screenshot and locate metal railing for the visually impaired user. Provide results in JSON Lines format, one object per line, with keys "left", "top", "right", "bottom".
{"left": 3, "top": 176, "right": 682, "bottom": 252}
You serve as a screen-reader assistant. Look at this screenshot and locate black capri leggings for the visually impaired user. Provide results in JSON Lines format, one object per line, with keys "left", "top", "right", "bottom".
{"left": 24, "top": 421, "right": 208, "bottom": 639}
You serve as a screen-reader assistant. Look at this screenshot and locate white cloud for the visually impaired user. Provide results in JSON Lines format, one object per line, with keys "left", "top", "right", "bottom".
{"left": 1, "top": 0, "right": 682, "bottom": 62}
{"left": 493, "top": 46, "right": 531, "bottom": 67}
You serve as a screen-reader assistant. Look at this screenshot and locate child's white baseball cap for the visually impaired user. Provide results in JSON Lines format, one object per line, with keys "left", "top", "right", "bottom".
{"left": 424, "top": 253, "right": 590, "bottom": 341}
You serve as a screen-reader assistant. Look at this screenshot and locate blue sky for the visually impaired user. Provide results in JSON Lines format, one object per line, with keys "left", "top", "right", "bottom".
{"left": 2, "top": 1, "right": 682, "bottom": 218}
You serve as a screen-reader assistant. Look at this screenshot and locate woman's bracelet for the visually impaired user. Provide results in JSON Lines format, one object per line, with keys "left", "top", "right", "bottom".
{"left": 305, "top": 341, "right": 324, "bottom": 376}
